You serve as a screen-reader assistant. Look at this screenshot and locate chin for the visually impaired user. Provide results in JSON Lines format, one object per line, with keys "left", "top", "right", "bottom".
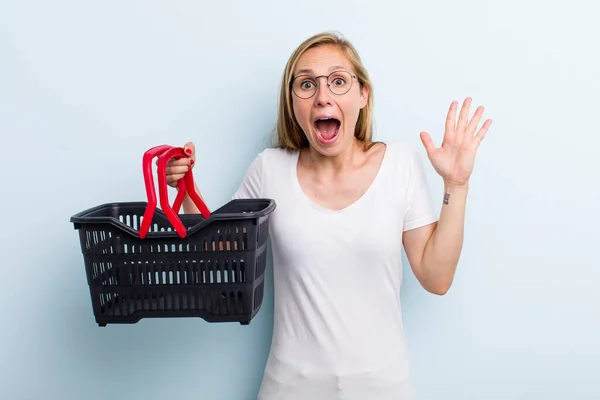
{"left": 309, "top": 130, "right": 354, "bottom": 156}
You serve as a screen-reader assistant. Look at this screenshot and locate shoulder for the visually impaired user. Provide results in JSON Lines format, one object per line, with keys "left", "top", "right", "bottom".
{"left": 383, "top": 140, "right": 426, "bottom": 169}
{"left": 242, "top": 147, "right": 296, "bottom": 172}
{"left": 240, "top": 146, "right": 298, "bottom": 183}
{"left": 381, "top": 140, "right": 432, "bottom": 195}
{"left": 258, "top": 147, "right": 298, "bottom": 165}
{"left": 234, "top": 147, "right": 298, "bottom": 200}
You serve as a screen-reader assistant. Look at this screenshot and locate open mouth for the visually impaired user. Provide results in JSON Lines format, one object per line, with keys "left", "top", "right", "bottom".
{"left": 313, "top": 117, "right": 341, "bottom": 144}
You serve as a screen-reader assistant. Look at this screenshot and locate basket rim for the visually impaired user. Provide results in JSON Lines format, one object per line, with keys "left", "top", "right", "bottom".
{"left": 70, "top": 198, "right": 276, "bottom": 239}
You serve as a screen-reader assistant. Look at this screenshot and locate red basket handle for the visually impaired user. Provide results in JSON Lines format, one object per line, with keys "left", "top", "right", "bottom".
{"left": 139, "top": 145, "right": 210, "bottom": 239}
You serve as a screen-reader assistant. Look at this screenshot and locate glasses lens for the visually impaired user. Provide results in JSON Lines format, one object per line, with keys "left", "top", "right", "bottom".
{"left": 292, "top": 76, "right": 317, "bottom": 99}
{"left": 328, "top": 71, "right": 353, "bottom": 95}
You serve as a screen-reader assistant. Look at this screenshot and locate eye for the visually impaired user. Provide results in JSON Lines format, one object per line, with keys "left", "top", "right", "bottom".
{"left": 332, "top": 77, "right": 346, "bottom": 86}
{"left": 300, "top": 81, "right": 315, "bottom": 90}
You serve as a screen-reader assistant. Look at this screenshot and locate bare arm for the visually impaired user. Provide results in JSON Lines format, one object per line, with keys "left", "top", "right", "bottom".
{"left": 181, "top": 181, "right": 209, "bottom": 214}
{"left": 405, "top": 97, "right": 491, "bottom": 295}
{"left": 402, "top": 184, "right": 468, "bottom": 295}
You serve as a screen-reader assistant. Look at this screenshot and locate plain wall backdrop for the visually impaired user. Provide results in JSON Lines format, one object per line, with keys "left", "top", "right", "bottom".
{"left": 1, "top": 1, "right": 598, "bottom": 399}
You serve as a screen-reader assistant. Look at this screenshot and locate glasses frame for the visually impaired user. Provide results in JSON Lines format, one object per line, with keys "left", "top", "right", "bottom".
{"left": 290, "top": 70, "right": 358, "bottom": 99}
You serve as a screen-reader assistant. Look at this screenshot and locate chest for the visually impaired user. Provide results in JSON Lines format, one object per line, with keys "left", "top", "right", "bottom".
{"left": 296, "top": 154, "right": 385, "bottom": 212}
{"left": 267, "top": 181, "right": 407, "bottom": 272}
{"left": 295, "top": 175, "right": 370, "bottom": 211}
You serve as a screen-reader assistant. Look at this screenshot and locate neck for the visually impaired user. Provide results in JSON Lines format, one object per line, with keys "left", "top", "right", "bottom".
{"left": 303, "top": 138, "right": 364, "bottom": 173}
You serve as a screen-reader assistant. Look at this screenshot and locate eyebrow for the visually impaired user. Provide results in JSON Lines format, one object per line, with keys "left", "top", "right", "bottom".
{"left": 294, "top": 64, "right": 349, "bottom": 76}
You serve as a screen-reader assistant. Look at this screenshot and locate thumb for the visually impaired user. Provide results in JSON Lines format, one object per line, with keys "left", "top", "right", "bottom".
{"left": 183, "top": 142, "right": 196, "bottom": 158}
{"left": 419, "top": 131, "right": 436, "bottom": 157}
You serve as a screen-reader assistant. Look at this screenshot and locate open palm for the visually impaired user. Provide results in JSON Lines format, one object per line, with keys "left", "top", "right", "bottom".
{"left": 420, "top": 97, "right": 492, "bottom": 188}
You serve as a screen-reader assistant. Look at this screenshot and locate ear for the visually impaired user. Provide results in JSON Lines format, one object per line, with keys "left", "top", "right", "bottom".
{"left": 359, "top": 84, "right": 369, "bottom": 109}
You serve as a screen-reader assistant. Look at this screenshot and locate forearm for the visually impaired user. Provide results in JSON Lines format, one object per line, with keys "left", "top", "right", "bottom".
{"left": 181, "top": 182, "right": 205, "bottom": 214}
{"left": 420, "top": 183, "right": 469, "bottom": 293}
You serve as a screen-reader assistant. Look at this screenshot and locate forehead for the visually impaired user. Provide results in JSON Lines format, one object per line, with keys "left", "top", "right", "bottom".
{"left": 293, "top": 45, "right": 353, "bottom": 76}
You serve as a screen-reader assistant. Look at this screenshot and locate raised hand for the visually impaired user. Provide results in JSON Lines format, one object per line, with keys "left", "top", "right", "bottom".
{"left": 419, "top": 97, "right": 492, "bottom": 188}
{"left": 165, "top": 142, "right": 196, "bottom": 188}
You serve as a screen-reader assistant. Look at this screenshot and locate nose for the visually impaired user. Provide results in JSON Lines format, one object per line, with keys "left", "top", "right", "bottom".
{"left": 313, "top": 77, "right": 333, "bottom": 107}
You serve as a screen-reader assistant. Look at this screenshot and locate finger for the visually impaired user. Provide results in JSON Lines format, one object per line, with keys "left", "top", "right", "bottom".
{"left": 167, "top": 165, "right": 190, "bottom": 176}
{"left": 167, "top": 173, "right": 186, "bottom": 186}
{"left": 160, "top": 157, "right": 193, "bottom": 167}
{"left": 419, "top": 131, "right": 437, "bottom": 157}
{"left": 473, "top": 119, "right": 492, "bottom": 146}
{"left": 466, "top": 105, "right": 485, "bottom": 138}
{"left": 184, "top": 142, "right": 196, "bottom": 158}
{"left": 456, "top": 97, "right": 472, "bottom": 135}
{"left": 445, "top": 101, "right": 458, "bottom": 137}
{"left": 167, "top": 172, "right": 187, "bottom": 181}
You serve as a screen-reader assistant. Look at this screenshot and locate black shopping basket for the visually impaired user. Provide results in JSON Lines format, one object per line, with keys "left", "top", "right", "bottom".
{"left": 70, "top": 145, "right": 276, "bottom": 326}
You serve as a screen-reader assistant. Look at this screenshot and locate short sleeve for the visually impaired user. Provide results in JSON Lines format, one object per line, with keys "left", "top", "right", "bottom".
{"left": 232, "top": 152, "right": 264, "bottom": 200}
{"left": 403, "top": 150, "right": 438, "bottom": 231}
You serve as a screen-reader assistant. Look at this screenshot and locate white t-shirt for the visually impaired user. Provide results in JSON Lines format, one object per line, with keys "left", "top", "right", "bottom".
{"left": 233, "top": 141, "right": 438, "bottom": 400}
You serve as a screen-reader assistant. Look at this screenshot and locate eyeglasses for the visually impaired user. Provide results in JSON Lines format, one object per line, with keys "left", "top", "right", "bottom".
{"left": 290, "top": 70, "right": 358, "bottom": 99}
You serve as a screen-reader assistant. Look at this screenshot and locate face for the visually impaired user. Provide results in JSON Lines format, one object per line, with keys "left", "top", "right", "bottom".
{"left": 291, "top": 45, "right": 369, "bottom": 156}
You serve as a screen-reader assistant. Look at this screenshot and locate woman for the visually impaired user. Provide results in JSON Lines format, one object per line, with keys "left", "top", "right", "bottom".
{"left": 166, "top": 32, "right": 491, "bottom": 399}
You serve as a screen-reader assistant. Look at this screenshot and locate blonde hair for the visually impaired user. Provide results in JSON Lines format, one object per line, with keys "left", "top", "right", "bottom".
{"left": 273, "top": 32, "right": 374, "bottom": 150}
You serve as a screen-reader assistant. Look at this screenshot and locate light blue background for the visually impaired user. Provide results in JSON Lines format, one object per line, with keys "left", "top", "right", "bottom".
{"left": 1, "top": 1, "right": 598, "bottom": 399}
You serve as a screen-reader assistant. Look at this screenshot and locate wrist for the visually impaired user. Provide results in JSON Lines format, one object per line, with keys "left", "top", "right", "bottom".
{"left": 443, "top": 180, "right": 469, "bottom": 193}
{"left": 442, "top": 182, "right": 469, "bottom": 206}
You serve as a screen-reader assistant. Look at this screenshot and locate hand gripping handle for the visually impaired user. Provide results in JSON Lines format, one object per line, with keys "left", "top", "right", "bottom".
{"left": 139, "top": 145, "right": 210, "bottom": 238}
